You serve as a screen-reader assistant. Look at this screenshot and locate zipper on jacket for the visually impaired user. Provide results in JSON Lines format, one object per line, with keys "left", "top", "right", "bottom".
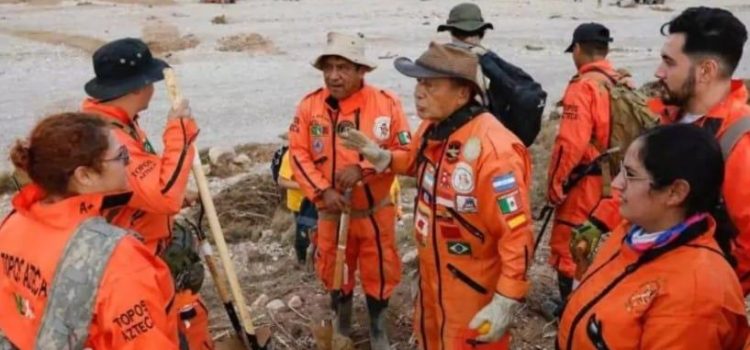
{"left": 431, "top": 141, "right": 449, "bottom": 350}
{"left": 445, "top": 208, "right": 485, "bottom": 243}
{"left": 447, "top": 263, "right": 488, "bottom": 295}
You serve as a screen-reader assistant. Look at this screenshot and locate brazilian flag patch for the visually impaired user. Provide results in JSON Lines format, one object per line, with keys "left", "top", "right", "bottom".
{"left": 447, "top": 241, "right": 472, "bottom": 256}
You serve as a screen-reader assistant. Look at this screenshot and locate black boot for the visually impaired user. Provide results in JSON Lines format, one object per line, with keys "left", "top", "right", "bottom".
{"left": 366, "top": 296, "right": 390, "bottom": 350}
{"left": 558, "top": 271, "right": 573, "bottom": 301}
{"left": 331, "top": 292, "right": 353, "bottom": 336}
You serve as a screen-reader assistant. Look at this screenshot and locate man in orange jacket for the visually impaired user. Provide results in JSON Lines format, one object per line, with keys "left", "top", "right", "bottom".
{"left": 547, "top": 23, "right": 619, "bottom": 301}
{"left": 571, "top": 7, "right": 750, "bottom": 294}
{"left": 288, "top": 32, "right": 410, "bottom": 349}
{"left": 342, "top": 42, "right": 534, "bottom": 350}
{"left": 81, "top": 38, "right": 211, "bottom": 349}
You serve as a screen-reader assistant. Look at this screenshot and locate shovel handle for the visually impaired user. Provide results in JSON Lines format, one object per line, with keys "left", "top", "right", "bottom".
{"left": 163, "top": 68, "right": 258, "bottom": 338}
{"left": 331, "top": 189, "right": 352, "bottom": 290}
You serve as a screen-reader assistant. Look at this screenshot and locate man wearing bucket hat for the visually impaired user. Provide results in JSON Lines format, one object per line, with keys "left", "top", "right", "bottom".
{"left": 341, "top": 42, "right": 534, "bottom": 350}
{"left": 438, "top": 2, "right": 493, "bottom": 46}
{"left": 287, "top": 32, "right": 411, "bottom": 349}
{"left": 80, "top": 38, "right": 210, "bottom": 350}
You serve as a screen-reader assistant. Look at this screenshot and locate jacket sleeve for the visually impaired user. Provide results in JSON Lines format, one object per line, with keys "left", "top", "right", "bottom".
{"left": 547, "top": 82, "right": 596, "bottom": 205}
{"left": 123, "top": 118, "right": 198, "bottom": 214}
{"left": 640, "top": 310, "right": 748, "bottom": 350}
{"left": 478, "top": 142, "right": 534, "bottom": 300}
{"left": 92, "top": 236, "right": 179, "bottom": 349}
{"left": 390, "top": 121, "right": 429, "bottom": 177}
{"left": 722, "top": 135, "right": 750, "bottom": 293}
{"left": 289, "top": 98, "right": 332, "bottom": 200}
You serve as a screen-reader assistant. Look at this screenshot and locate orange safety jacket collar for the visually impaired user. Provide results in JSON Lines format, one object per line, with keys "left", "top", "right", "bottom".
{"left": 10, "top": 184, "right": 132, "bottom": 230}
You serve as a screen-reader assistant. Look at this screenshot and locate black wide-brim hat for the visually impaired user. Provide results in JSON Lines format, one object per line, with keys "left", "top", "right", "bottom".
{"left": 85, "top": 38, "right": 170, "bottom": 101}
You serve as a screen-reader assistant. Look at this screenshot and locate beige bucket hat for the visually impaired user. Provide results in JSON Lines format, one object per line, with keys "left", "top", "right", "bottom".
{"left": 312, "top": 32, "right": 377, "bottom": 71}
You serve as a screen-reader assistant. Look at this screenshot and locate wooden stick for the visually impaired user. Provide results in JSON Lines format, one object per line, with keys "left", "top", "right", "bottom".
{"left": 163, "top": 68, "right": 267, "bottom": 348}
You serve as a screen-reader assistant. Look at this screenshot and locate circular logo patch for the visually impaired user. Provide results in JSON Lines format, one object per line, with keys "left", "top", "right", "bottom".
{"left": 451, "top": 162, "right": 474, "bottom": 194}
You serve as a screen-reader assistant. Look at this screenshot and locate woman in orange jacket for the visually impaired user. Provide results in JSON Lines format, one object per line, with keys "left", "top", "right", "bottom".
{"left": 558, "top": 124, "right": 749, "bottom": 349}
{"left": 0, "top": 113, "right": 178, "bottom": 349}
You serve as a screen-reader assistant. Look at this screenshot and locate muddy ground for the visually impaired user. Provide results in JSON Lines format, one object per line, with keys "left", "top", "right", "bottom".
{"left": 2, "top": 0, "right": 750, "bottom": 349}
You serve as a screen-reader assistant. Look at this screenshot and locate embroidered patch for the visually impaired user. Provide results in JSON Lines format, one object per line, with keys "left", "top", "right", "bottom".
{"left": 492, "top": 173, "right": 518, "bottom": 193}
{"left": 421, "top": 164, "right": 436, "bottom": 192}
{"left": 14, "top": 293, "right": 35, "bottom": 319}
{"left": 312, "top": 138, "right": 324, "bottom": 154}
{"left": 436, "top": 196, "right": 454, "bottom": 208}
{"left": 456, "top": 195, "right": 479, "bottom": 213}
{"left": 439, "top": 171, "right": 451, "bottom": 188}
{"left": 336, "top": 120, "right": 355, "bottom": 135}
{"left": 625, "top": 281, "right": 660, "bottom": 313}
{"left": 497, "top": 191, "right": 521, "bottom": 215}
{"left": 507, "top": 214, "right": 527, "bottom": 230}
{"left": 373, "top": 116, "right": 391, "bottom": 140}
{"left": 310, "top": 122, "right": 325, "bottom": 137}
{"left": 446, "top": 141, "right": 461, "bottom": 163}
{"left": 462, "top": 137, "right": 481, "bottom": 161}
{"left": 439, "top": 223, "right": 462, "bottom": 239}
{"left": 447, "top": 241, "right": 472, "bottom": 256}
{"left": 451, "top": 162, "right": 474, "bottom": 194}
{"left": 415, "top": 211, "right": 430, "bottom": 246}
{"left": 397, "top": 131, "right": 411, "bottom": 145}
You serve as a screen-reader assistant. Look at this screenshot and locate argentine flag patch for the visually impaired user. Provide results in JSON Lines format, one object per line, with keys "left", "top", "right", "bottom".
{"left": 492, "top": 173, "right": 517, "bottom": 193}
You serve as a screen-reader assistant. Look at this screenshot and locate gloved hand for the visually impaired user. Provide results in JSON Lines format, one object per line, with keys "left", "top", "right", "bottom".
{"left": 468, "top": 293, "right": 520, "bottom": 342}
{"left": 569, "top": 218, "right": 607, "bottom": 265}
{"left": 339, "top": 129, "right": 391, "bottom": 172}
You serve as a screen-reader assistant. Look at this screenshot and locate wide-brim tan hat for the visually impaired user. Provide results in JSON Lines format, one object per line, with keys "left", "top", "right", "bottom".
{"left": 312, "top": 32, "right": 377, "bottom": 72}
{"left": 394, "top": 41, "right": 481, "bottom": 93}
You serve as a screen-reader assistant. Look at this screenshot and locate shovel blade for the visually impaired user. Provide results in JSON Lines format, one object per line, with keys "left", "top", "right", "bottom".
{"left": 311, "top": 319, "right": 333, "bottom": 350}
{"left": 248, "top": 325, "right": 273, "bottom": 350}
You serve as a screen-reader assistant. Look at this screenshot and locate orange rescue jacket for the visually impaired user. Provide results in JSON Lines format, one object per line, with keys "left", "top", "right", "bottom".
{"left": 288, "top": 84, "right": 410, "bottom": 210}
{"left": 82, "top": 99, "right": 198, "bottom": 254}
{"left": 0, "top": 184, "right": 178, "bottom": 349}
{"left": 547, "top": 60, "right": 617, "bottom": 214}
{"left": 648, "top": 80, "right": 750, "bottom": 293}
{"left": 558, "top": 217, "right": 748, "bottom": 350}
{"left": 390, "top": 105, "right": 534, "bottom": 347}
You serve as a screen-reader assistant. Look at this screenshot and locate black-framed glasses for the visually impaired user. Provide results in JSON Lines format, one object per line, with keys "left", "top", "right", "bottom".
{"left": 619, "top": 161, "right": 650, "bottom": 185}
{"left": 103, "top": 145, "right": 130, "bottom": 166}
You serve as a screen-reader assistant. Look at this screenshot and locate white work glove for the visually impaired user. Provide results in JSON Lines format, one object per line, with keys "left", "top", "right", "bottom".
{"left": 468, "top": 293, "right": 520, "bottom": 342}
{"left": 339, "top": 129, "right": 391, "bottom": 173}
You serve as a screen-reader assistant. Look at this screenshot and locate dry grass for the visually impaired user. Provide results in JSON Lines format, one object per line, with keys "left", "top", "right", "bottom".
{"left": 0, "top": 172, "right": 19, "bottom": 195}
{"left": 529, "top": 117, "right": 559, "bottom": 212}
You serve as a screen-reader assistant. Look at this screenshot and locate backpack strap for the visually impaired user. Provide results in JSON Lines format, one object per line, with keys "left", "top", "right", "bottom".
{"left": 719, "top": 116, "right": 750, "bottom": 159}
{"left": 35, "top": 217, "right": 128, "bottom": 350}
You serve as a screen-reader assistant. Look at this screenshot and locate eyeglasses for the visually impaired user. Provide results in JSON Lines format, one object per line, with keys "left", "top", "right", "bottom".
{"left": 619, "top": 161, "right": 650, "bottom": 185}
{"left": 103, "top": 146, "right": 130, "bottom": 166}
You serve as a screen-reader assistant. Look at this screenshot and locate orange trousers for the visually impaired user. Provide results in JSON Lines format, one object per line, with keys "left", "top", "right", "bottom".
{"left": 314, "top": 205, "right": 401, "bottom": 300}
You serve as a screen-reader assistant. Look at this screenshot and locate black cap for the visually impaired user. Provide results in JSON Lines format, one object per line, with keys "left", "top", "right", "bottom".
{"left": 565, "top": 23, "right": 613, "bottom": 53}
{"left": 85, "top": 38, "right": 169, "bottom": 101}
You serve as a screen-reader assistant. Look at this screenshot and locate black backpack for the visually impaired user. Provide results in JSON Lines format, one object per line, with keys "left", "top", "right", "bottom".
{"left": 478, "top": 50, "right": 547, "bottom": 146}
{"left": 270, "top": 145, "right": 288, "bottom": 184}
